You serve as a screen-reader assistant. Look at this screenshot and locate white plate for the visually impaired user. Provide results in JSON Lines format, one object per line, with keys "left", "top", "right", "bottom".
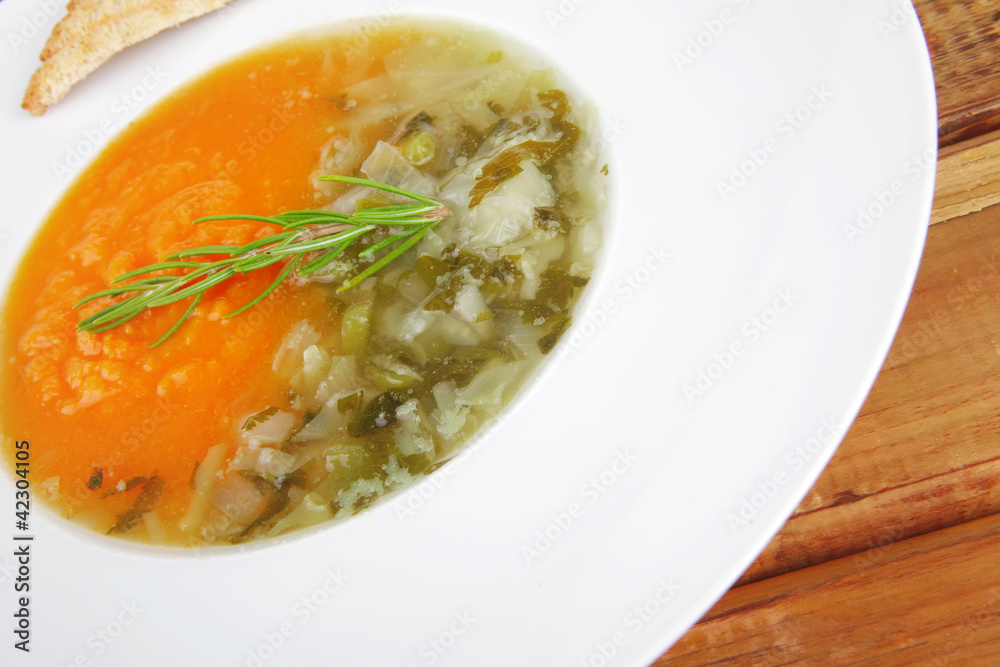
{"left": 0, "top": 1, "right": 935, "bottom": 665}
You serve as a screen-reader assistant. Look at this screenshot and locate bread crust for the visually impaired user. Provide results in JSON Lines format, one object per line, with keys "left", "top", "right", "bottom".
{"left": 22, "top": 0, "right": 235, "bottom": 116}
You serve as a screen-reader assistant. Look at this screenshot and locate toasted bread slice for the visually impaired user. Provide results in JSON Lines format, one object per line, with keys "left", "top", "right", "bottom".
{"left": 23, "top": 0, "right": 236, "bottom": 116}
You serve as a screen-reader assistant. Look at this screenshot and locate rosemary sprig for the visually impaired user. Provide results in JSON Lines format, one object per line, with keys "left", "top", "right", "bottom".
{"left": 75, "top": 176, "right": 450, "bottom": 346}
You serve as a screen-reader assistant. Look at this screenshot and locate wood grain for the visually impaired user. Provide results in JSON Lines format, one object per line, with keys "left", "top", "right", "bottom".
{"left": 651, "top": 3, "right": 1000, "bottom": 662}
{"left": 917, "top": 0, "right": 1000, "bottom": 146}
{"left": 933, "top": 130, "right": 1000, "bottom": 223}
{"left": 732, "top": 203, "right": 1000, "bottom": 586}
{"left": 657, "top": 513, "right": 1000, "bottom": 665}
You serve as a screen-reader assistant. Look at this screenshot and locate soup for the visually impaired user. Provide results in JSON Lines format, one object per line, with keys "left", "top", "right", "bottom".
{"left": 0, "top": 19, "right": 607, "bottom": 546}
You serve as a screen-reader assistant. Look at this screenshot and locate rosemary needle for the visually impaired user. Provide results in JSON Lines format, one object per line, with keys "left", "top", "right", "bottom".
{"left": 74, "top": 176, "right": 451, "bottom": 346}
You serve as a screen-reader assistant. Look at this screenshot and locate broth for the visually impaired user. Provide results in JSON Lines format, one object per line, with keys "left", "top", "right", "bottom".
{"left": 0, "top": 19, "right": 607, "bottom": 546}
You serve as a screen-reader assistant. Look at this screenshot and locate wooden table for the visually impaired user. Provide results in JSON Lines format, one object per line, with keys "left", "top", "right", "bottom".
{"left": 656, "top": 1, "right": 1000, "bottom": 664}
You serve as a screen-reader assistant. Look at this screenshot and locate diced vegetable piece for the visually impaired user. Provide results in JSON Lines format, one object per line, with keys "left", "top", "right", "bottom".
{"left": 394, "top": 402, "right": 435, "bottom": 457}
{"left": 569, "top": 220, "right": 603, "bottom": 278}
{"left": 527, "top": 68, "right": 556, "bottom": 91}
{"left": 315, "top": 356, "right": 362, "bottom": 405}
{"left": 348, "top": 389, "right": 409, "bottom": 437}
{"left": 338, "top": 391, "right": 363, "bottom": 415}
{"left": 267, "top": 492, "right": 332, "bottom": 537}
{"left": 366, "top": 355, "right": 423, "bottom": 391}
{"left": 431, "top": 313, "right": 482, "bottom": 347}
{"left": 292, "top": 399, "right": 348, "bottom": 442}
{"left": 493, "top": 310, "right": 543, "bottom": 360}
{"left": 467, "top": 89, "right": 579, "bottom": 208}
{"left": 311, "top": 133, "right": 366, "bottom": 199}
{"left": 384, "top": 306, "right": 435, "bottom": 343}
{"left": 383, "top": 455, "right": 415, "bottom": 488}
{"left": 302, "top": 345, "right": 332, "bottom": 391}
{"left": 141, "top": 510, "right": 168, "bottom": 543}
{"left": 240, "top": 409, "right": 296, "bottom": 447}
{"left": 180, "top": 443, "right": 228, "bottom": 535}
{"left": 400, "top": 130, "right": 437, "bottom": 165}
{"left": 456, "top": 359, "right": 523, "bottom": 407}
{"left": 341, "top": 303, "right": 372, "bottom": 356}
{"left": 108, "top": 477, "right": 164, "bottom": 534}
{"left": 431, "top": 381, "right": 469, "bottom": 438}
{"left": 231, "top": 446, "right": 299, "bottom": 478}
{"left": 323, "top": 443, "right": 369, "bottom": 486}
{"left": 210, "top": 473, "right": 267, "bottom": 526}
{"left": 512, "top": 229, "right": 567, "bottom": 300}
{"left": 344, "top": 73, "right": 398, "bottom": 103}
{"left": 396, "top": 270, "right": 431, "bottom": 305}
{"left": 334, "top": 478, "right": 385, "bottom": 517}
{"left": 273, "top": 322, "right": 321, "bottom": 378}
{"left": 452, "top": 282, "right": 490, "bottom": 325}
{"left": 443, "top": 159, "right": 555, "bottom": 250}
{"left": 361, "top": 141, "right": 436, "bottom": 199}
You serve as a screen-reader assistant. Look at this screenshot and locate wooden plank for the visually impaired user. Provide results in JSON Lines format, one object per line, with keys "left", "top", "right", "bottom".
{"left": 933, "top": 130, "right": 1000, "bottom": 224}
{"left": 734, "top": 202, "right": 1000, "bottom": 586}
{"left": 917, "top": 0, "right": 1000, "bottom": 146}
{"left": 647, "top": 4, "right": 1000, "bottom": 663}
{"left": 657, "top": 512, "right": 1000, "bottom": 665}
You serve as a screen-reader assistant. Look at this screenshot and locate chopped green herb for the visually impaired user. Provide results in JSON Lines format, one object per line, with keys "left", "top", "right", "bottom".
{"left": 338, "top": 391, "right": 364, "bottom": 416}
{"left": 534, "top": 206, "right": 570, "bottom": 233}
{"left": 74, "top": 176, "right": 451, "bottom": 347}
{"left": 243, "top": 406, "right": 280, "bottom": 431}
{"left": 397, "top": 111, "right": 434, "bottom": 143}
{"left": 469, "top": 90, "right": 580, "bottom": 208}
{"left": 108, "top": 476, "right": 164, "bottom": 534}
{"left": 538, "top": 316, "right": 572, "bottom": 355}
{"left": 348, "top": 390, "right": 409, "bottom": 437}
{"left": 102, "top": 475, "right": 151, "bottom": 499}
{"left": 233, "top": 487, "right": 291, "bottom": 543}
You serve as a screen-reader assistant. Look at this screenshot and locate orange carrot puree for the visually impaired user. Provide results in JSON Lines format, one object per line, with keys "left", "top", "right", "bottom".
{"left": 0, "top": 29, "right": 405, "bottom": 540}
